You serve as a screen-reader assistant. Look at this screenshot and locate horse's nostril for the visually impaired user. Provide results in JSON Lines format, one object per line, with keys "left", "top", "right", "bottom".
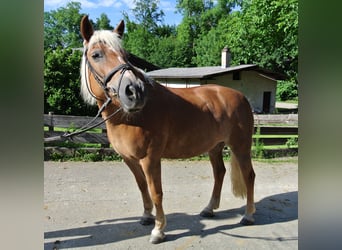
{"left": 126, "top": 85, "right": 136, "bottom": 98}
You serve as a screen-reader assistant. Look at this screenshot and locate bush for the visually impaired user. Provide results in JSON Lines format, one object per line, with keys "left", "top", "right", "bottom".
{"left": 253, "top": 127, "right": 264, "bottom": 159}
{"left": 44, "top": 47, "right": 98, "bottom": 116}
{"left": 286, "top": 137, "right": 298, "bottom": 148}
{"left": 276, "top": 80, "right": 298, "bottom": 101}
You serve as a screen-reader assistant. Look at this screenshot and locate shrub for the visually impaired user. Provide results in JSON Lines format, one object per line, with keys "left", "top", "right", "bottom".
{"left": 44, "top": 47, "right": 98, "bottom": 116}
{"left": 276, "top": 80, "right": 298, "bottom": 101}
{"left": 253, "top": 127, "right": 264, "bottom": 159}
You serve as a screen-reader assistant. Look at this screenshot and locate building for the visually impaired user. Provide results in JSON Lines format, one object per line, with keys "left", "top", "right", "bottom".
{"left": 147, "top": 48, "right": 286, "bottom": 113}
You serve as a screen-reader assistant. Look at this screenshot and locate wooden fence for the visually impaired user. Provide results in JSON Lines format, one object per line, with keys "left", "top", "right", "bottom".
{"left": 44, "top": 113, "right": 298, "bottom": 159}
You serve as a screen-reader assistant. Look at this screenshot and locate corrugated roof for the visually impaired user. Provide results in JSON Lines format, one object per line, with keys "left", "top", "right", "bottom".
{"left": 147, "top": 64, "right": 286, "bottom": 80}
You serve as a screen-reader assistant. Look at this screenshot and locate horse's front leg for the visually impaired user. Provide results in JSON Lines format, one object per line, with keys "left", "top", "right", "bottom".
{"left": 123, "top": 158, "right": 154, "bottom": 225}
{"left": 140, "top": 157, "right": 166, "bottom": 244}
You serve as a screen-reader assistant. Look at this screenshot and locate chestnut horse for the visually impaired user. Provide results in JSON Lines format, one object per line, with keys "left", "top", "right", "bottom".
{"left": 80, "top": 16, "right": 256, "bottom": 244}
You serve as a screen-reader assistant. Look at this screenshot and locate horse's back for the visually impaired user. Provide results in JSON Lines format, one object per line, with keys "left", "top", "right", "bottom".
{"left": 167, "top": 84, "right": 253, "bottom": 124}
{"left": 158, "top": 84, "right": 254, "bottom": 158}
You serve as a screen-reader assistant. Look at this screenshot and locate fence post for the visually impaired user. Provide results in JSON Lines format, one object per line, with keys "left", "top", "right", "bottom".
{"left": 48, "top": 111, "right": 54, "bottom": 132}
{"left": 101, "top": 128, "right": 110, "bottom": 148}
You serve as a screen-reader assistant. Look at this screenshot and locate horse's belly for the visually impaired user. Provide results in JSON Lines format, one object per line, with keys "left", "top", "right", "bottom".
{"left": 162, "top": 137, "right": 221, "bottom": 159}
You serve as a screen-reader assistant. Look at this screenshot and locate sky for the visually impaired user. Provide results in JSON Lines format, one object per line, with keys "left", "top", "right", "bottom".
{"left": 44, "top": 0, "right": 183, "bottom": 27}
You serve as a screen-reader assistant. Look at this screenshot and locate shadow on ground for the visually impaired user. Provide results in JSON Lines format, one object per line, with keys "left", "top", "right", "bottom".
{"left": 45, "top": 191, "right": 297, "bottom": 249}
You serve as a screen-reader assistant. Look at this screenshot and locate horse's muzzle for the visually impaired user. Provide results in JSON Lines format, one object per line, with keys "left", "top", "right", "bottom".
{"left": 117, "top": 79, "right": 146, "bottom": 113}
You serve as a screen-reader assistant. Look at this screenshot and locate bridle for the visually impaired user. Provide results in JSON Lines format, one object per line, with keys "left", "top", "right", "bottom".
{"left": 83, "top": 48, "right": 134, "bottom": 102}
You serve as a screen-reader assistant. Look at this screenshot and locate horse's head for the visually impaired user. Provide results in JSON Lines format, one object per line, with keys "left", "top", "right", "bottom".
{"left": 80, "top": 15, "right": 148, "bottom": 113}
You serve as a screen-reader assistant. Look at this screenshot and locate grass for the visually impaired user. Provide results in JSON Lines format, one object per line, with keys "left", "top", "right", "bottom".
{"left": 44, "top": 126, "right": 102, "bottom": 133}
{"left": 48, "top": 150, "right": 122, "bottom": 162}
{"left": 45, "top": 144, "right": 297, "bottom": 162}
{"left": 46, "top": 141, "right": 102, "bottom": 148}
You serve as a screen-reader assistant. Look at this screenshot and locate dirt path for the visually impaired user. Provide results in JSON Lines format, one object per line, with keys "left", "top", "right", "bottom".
{"left": 44, "top": 159, "right": 298, "bottom": 249}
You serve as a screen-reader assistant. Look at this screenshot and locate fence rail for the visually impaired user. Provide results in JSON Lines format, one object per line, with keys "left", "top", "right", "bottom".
{"left": 253, "top": 114, "right": 298, "bottom": 126}
{"left": 44, "top": 113, "right": 298, "bottom": 159}
{"left": 44, "top": 113, "right": 298, "bottom": 145}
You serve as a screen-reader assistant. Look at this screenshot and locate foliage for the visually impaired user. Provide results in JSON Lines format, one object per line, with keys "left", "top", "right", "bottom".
{"left": 94, "top": 13, "right": 114, "bottom": 30}
{"left": 44, "top": 47, "right": 97, "bottom": 115}
{"left": 286, "top": 137, "right": 298, "bottom": 148}
{"left": 44, "top": 2, "right": 84, "bottom": 50}
{"left": 192, "top": 0, "right": 298, "bottom": 100}
{"left": 131, "top": 0, "right": 165, "bottom": 32}
{"left": 176, "top": 0, "right": 241, "bottom": 66}
{"left": 208, "top": 1, "right": 295, "bottom": 71}
{"left": 48, "top": 150, "right": 122, "bottom": 162}
{"left": 123, "top": 0, "right": 187, "bottom": 68}
{"left": 44, "top": 2, "right": 113, "bottom": 115}
{"left": 253, "top": 126, "right": 265, "bottom": 159}
{"left": 276, "top": 79, "right": 298, "bottom": 101}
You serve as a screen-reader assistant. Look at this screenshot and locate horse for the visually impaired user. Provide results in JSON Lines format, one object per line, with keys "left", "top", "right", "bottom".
{"left": 79, "top": 15, "right": 256, "bottom": 244}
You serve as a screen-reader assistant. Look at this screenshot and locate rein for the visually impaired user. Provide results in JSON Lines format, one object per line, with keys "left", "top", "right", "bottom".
{"left": 44, "top": 49, "right": 130, "bottom": 143}
{"left": 44, "top": 99, "right": 123, "bottom": 143}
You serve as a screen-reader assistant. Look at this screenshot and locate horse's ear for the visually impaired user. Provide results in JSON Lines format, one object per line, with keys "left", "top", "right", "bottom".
{"left": 114, "top": 20, "right": 125, "bottom": 38}
{"left": 80, "top": 15, "right": 93, "bottom": 42}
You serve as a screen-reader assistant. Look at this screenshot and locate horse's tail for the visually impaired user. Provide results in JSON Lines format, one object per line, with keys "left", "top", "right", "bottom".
{"left": 230, "top": 152, "right": 247, "bottom": 199}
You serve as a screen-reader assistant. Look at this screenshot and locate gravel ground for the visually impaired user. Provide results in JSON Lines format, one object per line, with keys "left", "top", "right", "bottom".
{"left": 44, "top": 158, "right": 298, "bottom": 249}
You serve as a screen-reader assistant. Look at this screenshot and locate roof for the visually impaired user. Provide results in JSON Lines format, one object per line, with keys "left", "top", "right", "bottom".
{"left": 147, "top": 64, "right": 286, "bottom": 80}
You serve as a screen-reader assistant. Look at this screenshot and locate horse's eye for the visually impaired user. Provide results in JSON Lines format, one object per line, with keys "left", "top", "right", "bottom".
{"left": 91, "top": 51, "right": 103, "bottom": 60}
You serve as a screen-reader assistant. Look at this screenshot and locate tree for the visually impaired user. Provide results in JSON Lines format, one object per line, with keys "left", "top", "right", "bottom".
{"left": 44, "top": 48, "right": 98, "bottom": 115}
{"left": 131, "top": 0, "right": 165, "bottom": 32}
{"left": 44, "top": 1, "right": 84, "bottom": 49}
{"left": 228, "top": 0, "right": 298, "bottom": 100}
{"left": 124, "top": 23, "right": 154, "bottom": 60}
{"left": 226, "top": 0, "right": 298, "bottom": 79}
{"left": 192, "top": 27, "right": 223, "bottom": 66}
{"left": 94, "top": 13, "right": 114, "bottom": 30}
{"left": 44, "top": 2, "right": 102, "bottom": 115}
{"left": 192, "top": 0, "right": 298, "bottom": 100}
{"left": 123, "top": 0, "right": 178, "bottom": 67}
{"left": 176, "top": 0, "right": 240, "bottom": 66}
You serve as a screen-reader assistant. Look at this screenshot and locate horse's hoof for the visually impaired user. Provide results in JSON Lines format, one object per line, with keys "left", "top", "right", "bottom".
{"left": 200, "top": 209, "right": 214, "bottom": 218}
{"left": 149, "top": 231, "right": 165, "bottom": 244}
{"left": 240, "top": 217, "right": 254, "bottom": 225}
{"left": 140, "top": 216, "right": 154, "bottom": 226}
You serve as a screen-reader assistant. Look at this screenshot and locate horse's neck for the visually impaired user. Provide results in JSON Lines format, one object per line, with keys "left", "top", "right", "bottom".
{"left": 95, "top": 99, "right": 121, "bottom": 122}
{"left": 99, "top": 82, "right": 168, "bottom": 124}
{"left": 148, "top": 81, "right": 172, "bottom": 100}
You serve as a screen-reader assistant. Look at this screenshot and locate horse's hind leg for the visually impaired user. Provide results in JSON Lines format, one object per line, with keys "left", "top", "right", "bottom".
{"left": 230, "top": 150, "right": 256, "bottom": 225}
{"left": 200, "top": 142, "right": 226, "bottom": 217}
{"left": 123, "top": 158, "right": 154, "bottom": 225}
